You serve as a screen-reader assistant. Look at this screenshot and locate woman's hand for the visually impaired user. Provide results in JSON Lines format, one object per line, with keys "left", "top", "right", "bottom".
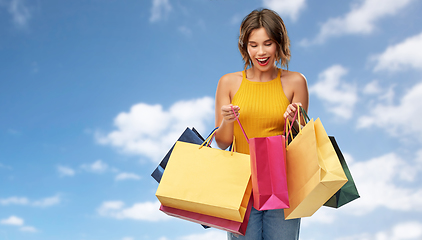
{"left": 221, "top": 104, "right": 240, "bottom": 123}
{"left": 283, "top": 103, "right": 301, "bottom": 123}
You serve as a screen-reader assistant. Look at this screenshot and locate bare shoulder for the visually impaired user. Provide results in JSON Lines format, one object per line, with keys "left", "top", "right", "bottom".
{"left": 280, "top": 70, "right": 309, "bottom": 103}
{"left": 219, "top": 71, "right": 243, "bottom": 85}
{"left": 281, "top": 70, "right": 307, "bottom": 85}
{"left": 217, "top": 71, "right": 243, "bottom": 100}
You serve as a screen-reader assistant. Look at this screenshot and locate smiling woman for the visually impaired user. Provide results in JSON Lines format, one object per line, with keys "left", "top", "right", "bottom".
{"left": 214, "top": 8, "right": 309, "bottom": 240}
{"left": 238, "top": 8, "right": 291, "bottom": 72}
{"left": 247, "top": 28, "right": 277, "bottom": 68}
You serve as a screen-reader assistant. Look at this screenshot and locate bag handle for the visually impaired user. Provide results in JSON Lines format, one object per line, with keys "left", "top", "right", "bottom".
{"left": 300, "top": 106, "right": 310, "bottom": 124}
{"left": 199, "top": 128, "right": 236, "bottom": 155}
{"left": 204, "top": 127, "right": 218, "bottom": 147}
{"left": 285, "top": 118, "right": 293, "bottom": 146}
{"left": 285, "top": 105, "right": 302, "bottom": 148}
{"left": 231, "top": 135, "right": 236, "bottom": 155}
{"left": 200, "top": 128, "right": 216, "bottom": 147}
{"left": 231, "top": 104, "right": 300, "bottom": 144}
{"left": 230, "top": 106, "right": 249, "bottom": 144}
{"left": 288, "top": 106, "right": 309, "bottom": 135}
{"left": 284, "top": 109, "right": 299, "bottom": 144}
{"left": 283, "top": 106, "right": 299, "bottom": 136}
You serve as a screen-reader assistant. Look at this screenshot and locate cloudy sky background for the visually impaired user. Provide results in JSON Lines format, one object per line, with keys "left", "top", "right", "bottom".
{"left": 1, "top": 0, "right": 422, "bottom": 239}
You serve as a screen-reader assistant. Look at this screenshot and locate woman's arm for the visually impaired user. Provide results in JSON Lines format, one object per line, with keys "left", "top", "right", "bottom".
{"left": 214, "top": 73, "right": 240, "bottom": 150}
{"left": 283, "top": 72, "right": 309, "bottom": 127}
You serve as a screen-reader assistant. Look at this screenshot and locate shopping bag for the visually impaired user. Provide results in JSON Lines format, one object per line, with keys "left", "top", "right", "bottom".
{"left": 151, "top": 127, "right": 205, "bottom": 183}
{"left": 324, "top": 136, "right": 360, "bottom": 208}
{"left": 156, "top": 130, "right": 252, "bottom": 222}
{"left": 284, "top": 108, "right": 348, "bottom": 220}
{"left": 231, "top": 106, "right": 290, "bottom": 211}
{"left": 151, "top": 127, "right": 211, "bottom": 229}
{"left": 297, "top": 108, "right": 360, "bottom": 208}
{"left": 159, "top": 194, "right": 253, "bottom": 236}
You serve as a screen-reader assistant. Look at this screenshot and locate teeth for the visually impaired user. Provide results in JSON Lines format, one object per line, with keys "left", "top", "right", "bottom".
{"left": 257, "top": 58, "right": 269, "bottom": 63}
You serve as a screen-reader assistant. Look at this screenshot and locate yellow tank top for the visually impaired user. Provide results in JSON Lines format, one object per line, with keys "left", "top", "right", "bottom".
{"left": 231, "top": 69, "right": 291, "bottom": 154}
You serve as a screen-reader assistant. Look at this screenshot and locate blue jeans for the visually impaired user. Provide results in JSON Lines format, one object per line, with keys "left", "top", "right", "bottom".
{"left": 228, "top": 207, "right": 300, "bottom": 240}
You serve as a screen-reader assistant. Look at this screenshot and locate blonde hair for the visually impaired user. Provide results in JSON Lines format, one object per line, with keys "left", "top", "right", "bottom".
{"left": 238, "top": 9, "right": 291, "bottom": 71}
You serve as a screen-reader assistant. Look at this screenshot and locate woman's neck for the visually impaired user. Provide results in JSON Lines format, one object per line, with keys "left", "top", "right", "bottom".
{"left": 246, "top": 66, "right": 278, "bottom": 82}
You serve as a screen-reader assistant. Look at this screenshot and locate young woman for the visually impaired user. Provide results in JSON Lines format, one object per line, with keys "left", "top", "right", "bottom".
{"left": 214, "top": 9, "right": 309, "bottom": 240}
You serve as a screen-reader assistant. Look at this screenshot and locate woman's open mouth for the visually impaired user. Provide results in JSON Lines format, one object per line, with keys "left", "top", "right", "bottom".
{"left": 256, "top": 57, "right": 270, "bottom": 66}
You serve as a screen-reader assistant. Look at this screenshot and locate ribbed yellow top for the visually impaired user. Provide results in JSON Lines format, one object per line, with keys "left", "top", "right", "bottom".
{"left": 232, "top": 69, "right": 290, "bottom": 154}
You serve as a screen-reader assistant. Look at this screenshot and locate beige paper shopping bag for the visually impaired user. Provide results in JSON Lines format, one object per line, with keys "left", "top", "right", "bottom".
{"left": 284, "top": 111, "right": 347, "bottom": 220}
{"left": 156, "top": 132, "right": 252, "bottom": 222}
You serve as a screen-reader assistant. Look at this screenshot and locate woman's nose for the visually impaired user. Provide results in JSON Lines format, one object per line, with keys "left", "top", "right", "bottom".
{"left": 257, "top": 45, "right": 266, "bottom": 55}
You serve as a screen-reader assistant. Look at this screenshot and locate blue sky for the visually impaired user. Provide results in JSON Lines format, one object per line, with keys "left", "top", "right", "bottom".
{"left": 1, "top": 0, "right": 422, "bottom": 239}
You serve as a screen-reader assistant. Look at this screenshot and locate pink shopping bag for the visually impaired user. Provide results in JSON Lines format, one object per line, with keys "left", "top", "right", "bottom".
{"left": 232, "top": 107, "right": 292, "bottom": 211}
{"left": 160, "top": 195, "right": 252, "bottom": 235}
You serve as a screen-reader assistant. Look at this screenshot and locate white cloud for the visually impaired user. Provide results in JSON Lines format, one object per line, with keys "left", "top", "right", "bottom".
{"left": 0, "top": 162, "right": 12, "bottom": 169}
{"left": 301, "top": 207, "right": 337, "bottom": 227}
{"left": 262, "top": 0, "right": 306, "bottom": 22}
{"left": 97, "top": 200, "right": 169, "bottom": 222}
{"left": 57, "top": 165, "right": 75, "bottom": 177}
{"left": 0, "top": 216, "right": 38, "bottom": 233}
{"left": 178, "top": 26, "right": 192, "bottom": 37}
{"left": 81, "top": 160, "right": 109, "bottom": 173}
{"left": 7, "top": 128, "right": 21, "bottom": 136}
{"left": 177, "top": 230, "right": 226, "bottom": 240}
{"left": 230, "top": 13, "right": 243, "bottom": 25}
{"left": 362, "top": 80, "right": 381, "bottom": 95}
{"left": 343, "top": 152, "right": 422, "bottom": 215}
{"left": 342, "top": 152, "right": 355, "bottom": 164}
{"left": 377, "top": 85, "right": 395, "bottom": 104}
{"left": 357, "top": 81, "right": 422, "bottom": 139}
{"left": 301, "top": 0, "right": 415, "bottom": 45}
{"left": 303, "top": 151, "right": 422, "bottom": 226}
{"left": 98, "top": 201, "right": 124, "bottom": 212}
{"left": 0, "top": 216, "right": 24, "bottom": 226}
{"left": 31, "top": 61, "right": 39, "bottom": 73}
{"left": 7, "top": 0, "right": 31, "bottom": 27}
{"left": 115, "top": 172, "right": 141, "bottom": 181}
{"left": 391, "top": 221, "right": 422, "bottom": 240}
{"left": 150, "top": 0, "right": 172, "bottom": 23}
{"left": 0, "top": 197, "right": 29, "bottom": 205}
{"left": 417, "top": 149, "right": 422, "bottom": 166}
{"left": 372, "top": 32, "right": 422, "bottom": 72}
{"left": 0, "top": 195, "right": 60, "bottom": 207}
{"left": 20, "top": 226, "right": 38, "bottom": 232}
{"left": 309, "top": 65, "right": 357, "bottom": 119}
{"left": 362, "top": 81, "right": 395, "bottom": 105}
{"left": 97, "top": 97, "right": 214, "bottom": 162}
{"left": 32, "top": 195, "right": 61, "bottom": 207}
{"left": 337, "top": 221, "right": 422, "bottom": 240}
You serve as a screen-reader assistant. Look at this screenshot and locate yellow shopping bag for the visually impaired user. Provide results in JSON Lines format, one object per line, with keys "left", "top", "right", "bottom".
{"left": 284, "top": 110, "right": 348, "bottom": 220}
{"left": 156, "top": 131, "right": 252, "bottom": 222}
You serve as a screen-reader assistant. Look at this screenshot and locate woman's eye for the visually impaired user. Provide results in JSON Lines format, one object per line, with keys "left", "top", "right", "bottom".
{"left": 250, "top": 45, "right": 257, "bottom": 48}
{"left": 265, "top": 43, "right": 272, "bottom": 46}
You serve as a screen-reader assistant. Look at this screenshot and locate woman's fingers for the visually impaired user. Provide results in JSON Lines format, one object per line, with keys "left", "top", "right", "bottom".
{"left": 283, "top": 104, "right": 294, "bottom": 119}
{"left": 221, "top": 105, "right": 240, "bottom": 122}
{"left": 284, "top": 103, "right": 302, "bottom": 122}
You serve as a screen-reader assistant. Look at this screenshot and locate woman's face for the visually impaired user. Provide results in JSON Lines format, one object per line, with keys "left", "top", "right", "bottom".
{"left": 247, "top": 27, "right": 277, "bottom": 71}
